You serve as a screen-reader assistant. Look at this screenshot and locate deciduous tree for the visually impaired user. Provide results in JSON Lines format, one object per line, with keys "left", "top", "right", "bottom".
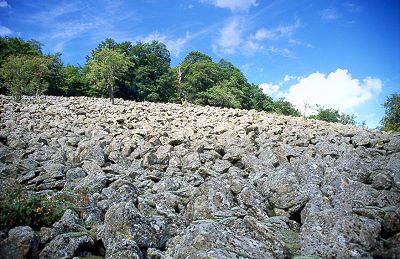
{"left": 85, "top": 48, "right": 132, "bottom": 104}
{"left": 0, "top": 55, "right": 52, "bottom": 101}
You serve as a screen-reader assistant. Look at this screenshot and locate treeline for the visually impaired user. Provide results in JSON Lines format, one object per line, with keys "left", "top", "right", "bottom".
{"left": 2, "top": 36, "right": 390, "bottom": 128}
{"left": 0, "top": 37, "right": 300, "bottom": 116}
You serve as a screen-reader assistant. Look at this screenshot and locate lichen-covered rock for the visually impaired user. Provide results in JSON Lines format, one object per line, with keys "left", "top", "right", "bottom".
{"left": 39, "top": 232, "right": 94, "bottom": 259}
{"left": 0, "top": 226, "right": 38, "bottom": 259}
{"left": 39, "top": 209, "right": 84, "bottom": 245}
{"left": 165, "top": 216, "right": 294, "bottom": 258}
{"left": 99, "top": 202, "right": 168, "bottom": 250}
{"left": 0, "top": 95, "right": 399, "bottom": 258}
{"left": 299, "top": 210, "right": 381, "bottom": 258}
{"left": 104, "top": 239, "right": 144, "bottom": 259}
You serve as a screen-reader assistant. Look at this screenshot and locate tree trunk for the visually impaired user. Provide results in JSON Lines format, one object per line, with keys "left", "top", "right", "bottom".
{"left": 15, "top": 93, "right": 22, "bottom": 102}
{"left": 108, "top": 84, "right": 114, "bottom": 105}
{"left": 177, "top": 65, "right": 186, "bottom": 103}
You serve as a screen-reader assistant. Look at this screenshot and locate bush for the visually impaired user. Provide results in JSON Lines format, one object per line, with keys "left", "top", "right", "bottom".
{"left": 0, "top": 183, "right": 76, "bottom": 230}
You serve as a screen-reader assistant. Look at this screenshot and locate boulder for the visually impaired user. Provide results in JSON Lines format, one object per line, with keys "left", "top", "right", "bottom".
{"left": 0, "top": 226, "right": 38, "bottom": 259}
{"left": 39, "top": 232, "right": 94, "bottom": 259}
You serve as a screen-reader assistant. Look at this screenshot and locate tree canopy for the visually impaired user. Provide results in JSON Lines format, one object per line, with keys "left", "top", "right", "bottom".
{"left": 382, "top": 93, "right": 400, "bottom": 132}
{"left": 309, "top": 107, "right": 356, "bottom": 125}
{"left": 85, "top": 47, "right": 132, "bottom": 104}
{"left": 0, "top": 55, "right": 53, "bottom": 101}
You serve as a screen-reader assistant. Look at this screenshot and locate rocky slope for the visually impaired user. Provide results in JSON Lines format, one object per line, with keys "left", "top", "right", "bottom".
{"left": 0, "top": 95, "right": 399, "bottom": 259}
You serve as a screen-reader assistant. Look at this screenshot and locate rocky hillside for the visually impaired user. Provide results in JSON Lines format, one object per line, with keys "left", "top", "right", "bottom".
{"left": 0, "top": 95, "right": 399, "bottom": 259}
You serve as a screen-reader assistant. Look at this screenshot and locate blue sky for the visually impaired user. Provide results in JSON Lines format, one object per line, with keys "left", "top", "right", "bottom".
{"left": 0, "top": 0, "right": 399, "bottom": 127}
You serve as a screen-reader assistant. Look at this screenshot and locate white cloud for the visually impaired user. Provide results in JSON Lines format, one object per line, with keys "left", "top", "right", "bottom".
{"left": 214, "top": 17, "right": 244, "bottom": 54}
{"left": 139, "top": 32, "right": 192, "bottom": 56}
{"left": 320, "top": 8, "right": 340, "bottom": 21}
{"left": 214, "top": 18, "right": 302, "bottom": 57}
{"left": 284, "top": 74, "right": 300, "bottom": 82}
{"left": 239, "top": 19, "right": 305, "bottom": 57}
{"left": 259, "top": 82, "right": 280, "bottom": 96}
{"left": 0, "top": 25, "right": 12, "bottom": 36}
{"left": 0, "top": 1, "right": 9, "bottom": 8}
{"left": 267, "top": 46, "right": 294, "bottom": 58}
{"left": 253, "top": 19, "right": 301, "bottom": 41}
{"left": 201, "top": 0, "right": 257, "bottom": 11}
{"left": 285, "top": 69, "right": 382, "bottom": 115}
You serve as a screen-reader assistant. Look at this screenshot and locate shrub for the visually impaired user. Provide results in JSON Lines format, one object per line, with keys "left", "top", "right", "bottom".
{"left": 0, "top": 183, "right": 76, "bottom": 230}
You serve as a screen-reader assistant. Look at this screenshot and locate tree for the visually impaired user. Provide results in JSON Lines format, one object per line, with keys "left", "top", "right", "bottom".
{"left": 202, "top": 78, "right": 243, "bottom": 108}
{"left": 85, "top": 48, "right": 132, "bottom": 104}
{"left": 131, "top": 41, "right": 176, "bottom": 102}
{"left": 44, "top": 53, "right": 66, "bottom": 96}
{"left": 309, "top": 106, "right": 356, "bottom": 125}
{"left": 176, "top": 51, "right": 217, "bottom": 102}
{"left": 60, "top": 65, "right": 87, "bottom": 96}
{"left": 273, "top": 98, "right": 301, "bottom": 117}
{"left": 0, "top": 37, "right": 42, "bottom": 65}
{"left": 0, "top": 37, "right": 43, "bottom": 94}
{"left": 0, "top": 55, "right": 52, "bottom": 101}
{"left": 382, "top": 93, "right": 400, "bottom": 132}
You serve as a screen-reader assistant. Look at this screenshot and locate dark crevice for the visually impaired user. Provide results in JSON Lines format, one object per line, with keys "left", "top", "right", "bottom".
{"left": 134, "top": 199, "right": 139, "bottom": 209}
{"left": 272, "top": 161, "right": 280, "bottom": 168}
{"left": 140, "top": 246, "right": 148, "bottom": 257}
{"left": 91, "top": 239, "right": 106, "bottom": 257}
{"left": 156, "top": 234, "right": 171, "bottom": 252}
{"left": 22, "top": 150, "right": 35, "bottom": 159}
{"left": 364, "top": 143, "right": 372, "bottom": 148}
{"left": 286, "top": 155, "right": 295, "bottom": 163}
{"left": 381, "top": 229, "right": 399, "bottom": 239}
{"left": 0, "top": 135, "right": 7, "bottom": 145}
{"left": 236, "top": 214, "right": 246, "bottom": 219}
{"left": 289, "top": 204, "right": 305, "bottom": 225}
{"left": 174, "top": 204, "right": 181, "bottom": 214}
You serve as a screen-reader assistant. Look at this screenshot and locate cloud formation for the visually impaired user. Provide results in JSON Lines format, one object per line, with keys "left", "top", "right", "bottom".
{"left": 284, "top": 69, "right": 382, "bottom": 115}
{"left": 214, "top": 17, "right": 302, "bottom": 57}
{"left": 201, "top": 0, "right": 257, "bottom": 11}
{"left": 320, "top": 8, "right": 340, "bottom": 21}
{"left": 213, "top": 17, "right": 244, "bottom": 54}
{"left": 0, "top": 1, "right": 8, "bottom": 8}
{"left": 0, "top": 25, "right": 11, "bottom": 36}
{"left": 139, "top": 32, "right": 192, "bottom": 57}
{"left": 259, "top": 82, "right": 280, "bottom": 96}
{"left": 253, "top": 19, "right": 301, "bottom": 41}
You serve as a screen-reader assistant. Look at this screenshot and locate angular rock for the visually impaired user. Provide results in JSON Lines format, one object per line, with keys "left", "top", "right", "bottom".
{"left": 0, "top": 226, "right": 38, "bottom": 259}
{"left": 105, "top": 239, "right": 144, "bottom": 259}
{"left": 39, "top": 232, "right": 94, "bottom": 259}
{"left": 100, "top": 202, "right": 168, "bottom": 250}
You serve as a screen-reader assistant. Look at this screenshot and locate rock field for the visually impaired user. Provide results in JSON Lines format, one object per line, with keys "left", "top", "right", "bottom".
{"left": 0, "top": 95, "right": 399, "bottom": 259}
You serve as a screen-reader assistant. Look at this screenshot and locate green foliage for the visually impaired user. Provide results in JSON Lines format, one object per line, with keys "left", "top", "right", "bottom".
{"left": 179, "top": 53, "right": 220, "bottom": 102}
{"left": 273, "top": 98, "right": 301, "bottom": 117}
{"left": 0, "top": 37, "right": 42, "bottom": 65}
{"left": 0, "top": 183, "right": 75, "bottom": 231}
{"left": 0, "top": 55, "right": 53, "bottom": 101}
{"left": 241, "top": 84, "right": 275, "bottom": 112}
{"left": 85, "top": 47, "right": 132, "bottom": 104}
{"left": 338, "top": 113, "right": 357, "bottom": 125}
{"left": 202, "top": 79, "right": 243, "bottom": 108}
{"left": 60, "top": 65, "right": 87, "bottom": 96}
{"left": 44, "top": 53, "right": 66, "bottom": 96}
{"left": 309, "top": 107, "right": 356, "bottom": 125}
{"left": 382, "top": 93, "right": 400, "bottom": 132}
{"left": 131, "top": 41, "right": 177, "bottom": 102}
